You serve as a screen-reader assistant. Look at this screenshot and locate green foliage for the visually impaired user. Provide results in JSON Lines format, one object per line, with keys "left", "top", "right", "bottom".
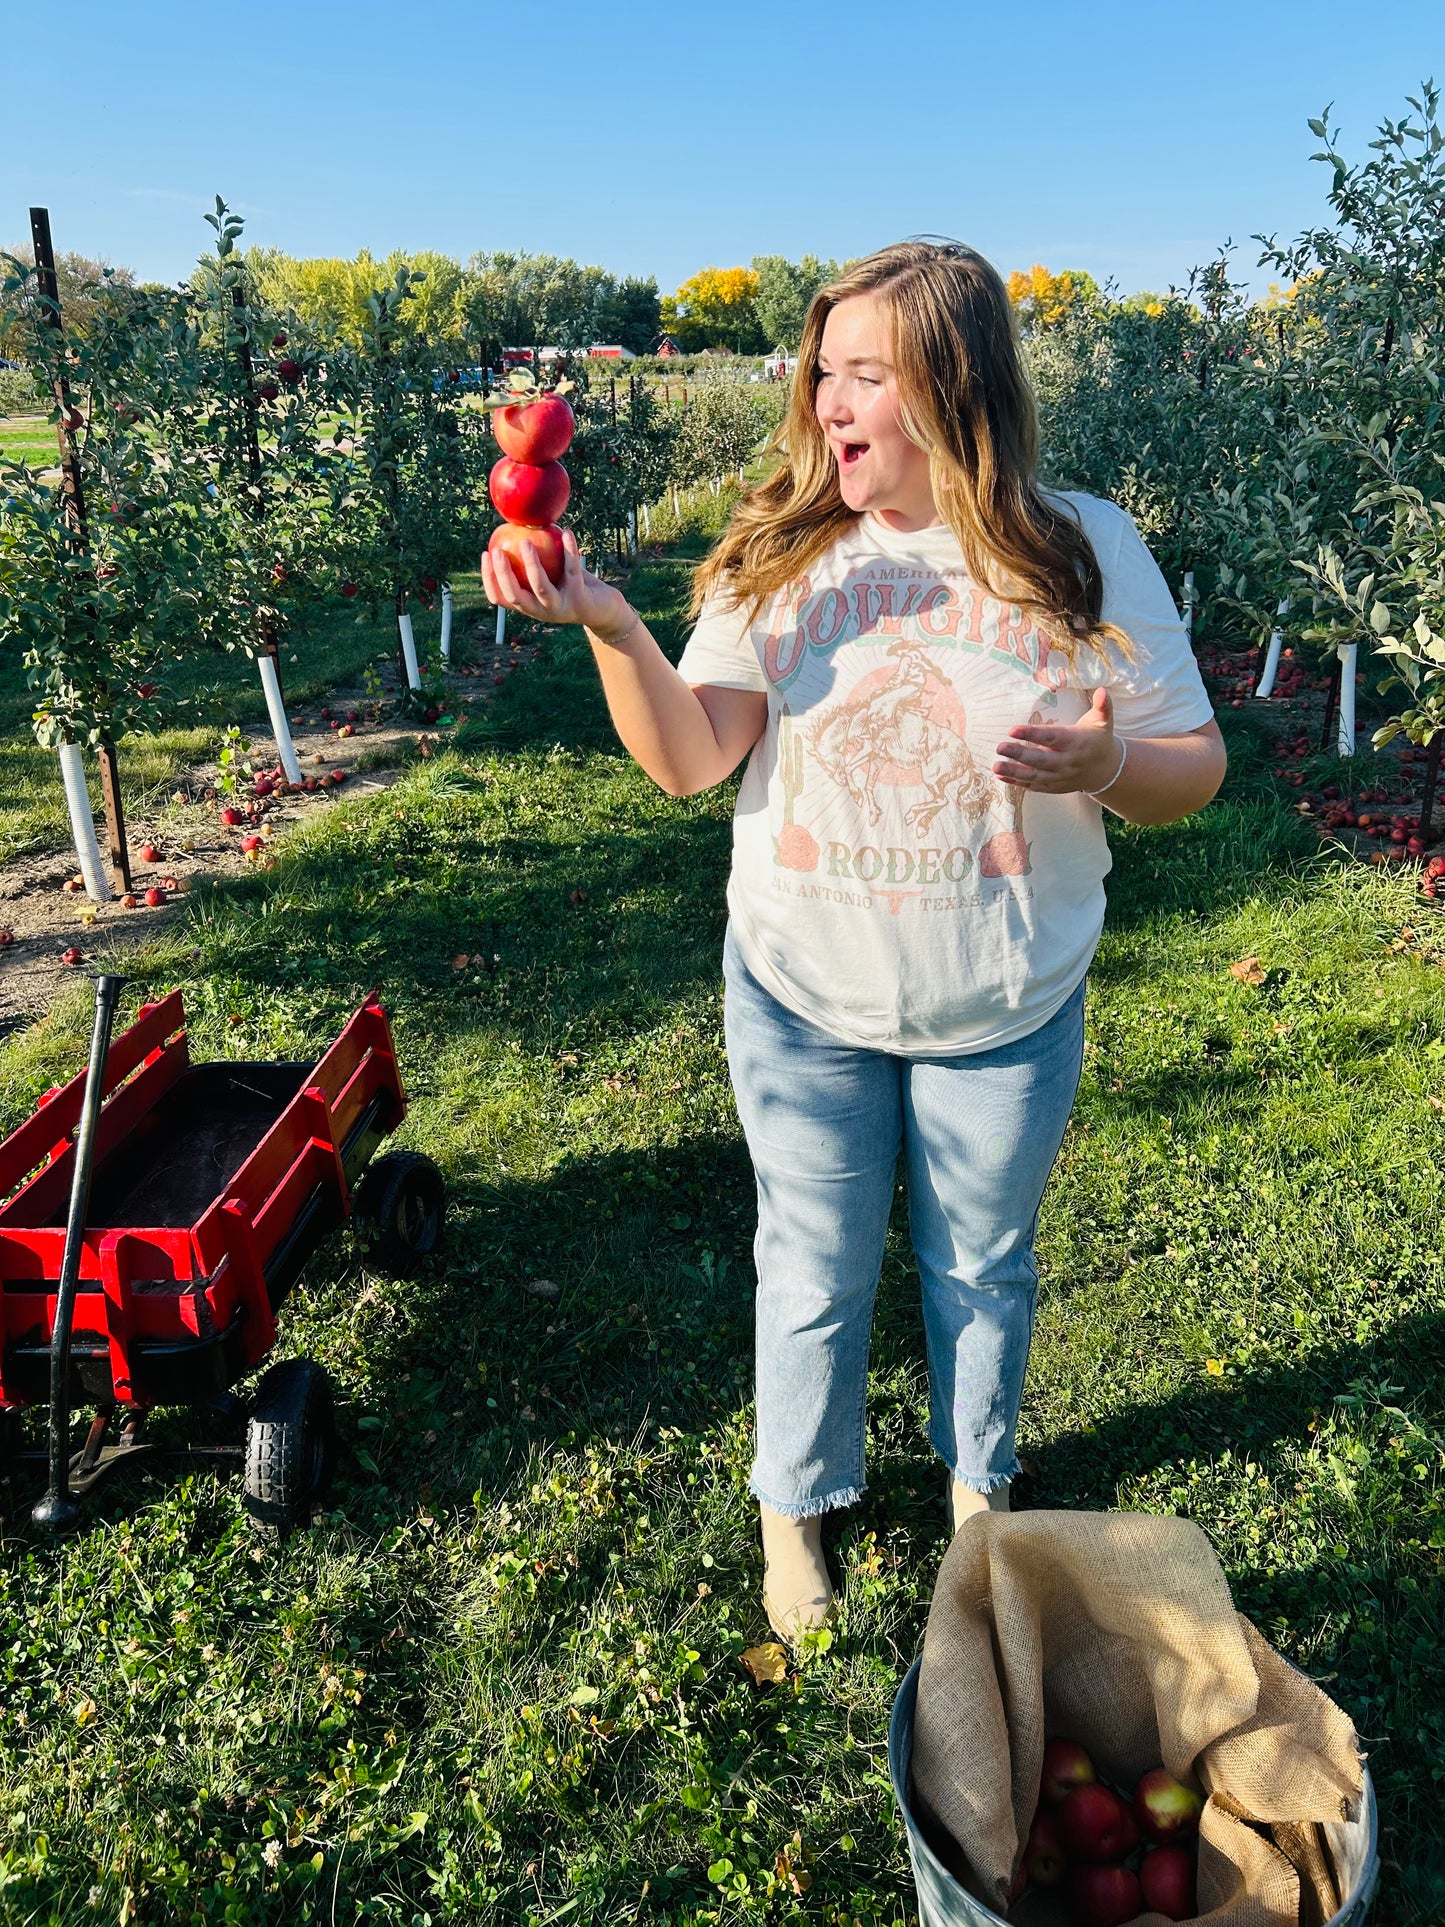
{"left": 0, "top": 254, "right": 214, "bottom": 747}
{"left": 326, "top": 264, "right": 487, "bottom": 605}
{"left": 1030, "top": 80, "right": 1445, "bottom": 750}
{"left": 0, "top": 363, "right": 40, "bottom": 415}
{"left": 750, "top": 255, "right": 839, "bottom": 350}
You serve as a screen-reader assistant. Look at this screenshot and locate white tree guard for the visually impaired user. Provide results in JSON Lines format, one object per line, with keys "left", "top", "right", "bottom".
{"left": 1337, "top": 642, "right": 1358, "bottom": 756}
{"left": 1181, "top": 570, "right": 1196, "bottom": 643}
{"left": 257, "top": 654, "right": 304, "bottom": 786}
{"left": 495, "top": 603, "right": 507, "bottom": 652}
{"left": 439, "top": 584, "right": 453, "bottom": 662}
{"left": 397, "top": 611, "right": 421, "bottom": 690}
{"left": 641, "top": 502, "right": 651, "bottom": 536}
{"left": 1255, "top": 598, "right": 1291, "bottom": 698}
{"left": 628, "top": 506, "right": 639, "bottom": 557}
{"left": 57, "top": 741, "right": 111, "bottom": 903}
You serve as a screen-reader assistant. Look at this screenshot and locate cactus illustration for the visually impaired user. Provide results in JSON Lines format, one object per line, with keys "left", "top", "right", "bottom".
{"left": 776, "top": 713, "right": 820, "bottom": 871}
{"left": 978, "top": 708, "right": 1038, "bottom": 877}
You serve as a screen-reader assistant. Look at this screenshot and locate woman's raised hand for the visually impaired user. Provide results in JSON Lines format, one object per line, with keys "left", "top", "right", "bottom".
{"left": 992, "top": 687, "right": 1124, "bottom": 795}
{"left": 480, "top": 527, "right": 633, "bottom": 640}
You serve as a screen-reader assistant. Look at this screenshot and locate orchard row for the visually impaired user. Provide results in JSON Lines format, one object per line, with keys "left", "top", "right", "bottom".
{"left": 0, "top": 199, "right": 782, "bottom": 900}
{"left": 1025, "top": 81, "right": 1445, "bottom": 813}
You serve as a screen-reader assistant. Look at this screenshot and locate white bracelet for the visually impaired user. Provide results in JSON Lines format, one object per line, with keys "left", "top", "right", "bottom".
{"left": 1087, "top": 737, "right": 1129, "bottom": 798}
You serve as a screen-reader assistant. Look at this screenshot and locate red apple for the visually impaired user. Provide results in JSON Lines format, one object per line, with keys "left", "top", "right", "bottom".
{"left": 221, "top": 807, "right": 243, "bottom": 826}
{"left": 489, "top": 456, "right": 570, "bottom": 525}
{"left": 1139, "top": 1845, "right": 1196, "bottom": 1920}
{"left": 1041, "top": 1738, "right": 1096, "bottom": 1806}
{"left": 492, "top": 394, "right": 574, "bottom": 463}
{"left": 258, "top": 381, "right": 279, "bottom": 401}
{"left": 240, "top": 834, "right": 263, "bottom": 854}
{"left": 139, "top": 843, "right": 159, "bottom": 864}
{"left": 61, "top": 946, "right": 83, "bottom": 966}
{"left": 271, "top": 331, "right": 288, "bottom": 349}
{"left": 276, "top": 358, "right": 302, "bottom": 384}
{"left": 1071, "top": 1862, "right": 1143, "bottom": 1927}
{"left": 488, "top": 521, "right": 566, "bottom": 588}
{"left": 0, "top": 928, "right": 13, "bottom": 947}
{"left": 1023, "top": 1809, "right": 1067, "bottom": 1887}
{"left": 62, "top": 877, "right": 81, "bottom": 893}
{"left": 143, "top": 887, "right": 165, "bottom": 908}
{"left": 1059, "top": 1784, "right": 1138, "bottom": 1863}
{"left": 420, "top": 575, "right": 438, "bottom": 594}
{"left": 1133, "top": 1768, "right": 1202, "bottom": 1844}
{"left": 341, "top": 581, "right": 358, "bottom": 597}
{"left": 120, "top": 893, "right": 138, "bottom": 909}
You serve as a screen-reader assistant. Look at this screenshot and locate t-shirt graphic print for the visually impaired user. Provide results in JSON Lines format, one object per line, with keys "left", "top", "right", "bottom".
{"left": 678, "top": 493, "right": 1214, "bottom": 1056}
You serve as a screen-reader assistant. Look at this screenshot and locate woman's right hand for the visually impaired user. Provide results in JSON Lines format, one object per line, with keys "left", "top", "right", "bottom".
{"left": 480, "top": 527, "right": 634, "bottom": 639}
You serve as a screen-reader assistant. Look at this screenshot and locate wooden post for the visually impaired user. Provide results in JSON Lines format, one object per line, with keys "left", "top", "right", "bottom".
{"left": 31, "top": 207, "right": 131, "bottom": 894}
{"left": 1419, "top": 732, "right": 1441, "bottom": 843}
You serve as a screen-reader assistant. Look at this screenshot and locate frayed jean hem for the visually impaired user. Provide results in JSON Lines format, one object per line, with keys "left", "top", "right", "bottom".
{"left": 750, "top": 1479, "right": 865, "bottom": 1520}
{"left": 944, "top": 1458, "right": 1020, "bottom": 1496}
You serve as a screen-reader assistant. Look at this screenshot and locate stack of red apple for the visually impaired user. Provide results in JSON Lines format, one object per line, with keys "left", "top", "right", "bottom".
{"left": 487, "top": 392, "right": 574, "bottom": 589}
{"left": 1018, "top": 1738, "right": 1201, "bottom": 1925}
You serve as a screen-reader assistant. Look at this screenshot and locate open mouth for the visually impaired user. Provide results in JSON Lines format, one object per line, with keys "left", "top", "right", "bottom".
{"left": 839, "top": 441, "right": 868, "bottom": 469}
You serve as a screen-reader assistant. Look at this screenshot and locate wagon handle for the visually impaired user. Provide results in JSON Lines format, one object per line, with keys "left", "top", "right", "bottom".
{"left": 32, "top": 974, "right": 126, "bottom": 1531}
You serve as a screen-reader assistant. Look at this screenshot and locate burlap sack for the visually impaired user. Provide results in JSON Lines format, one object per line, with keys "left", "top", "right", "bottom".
{"left": 910, "top": 1512, "right": 1364, "bottom": 1926}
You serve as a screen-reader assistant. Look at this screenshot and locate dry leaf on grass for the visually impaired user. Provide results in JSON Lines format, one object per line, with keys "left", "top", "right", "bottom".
{"left": 1229, "top": 956, "right": 1267, "bottom": 985}
{"left": 740, "top": 1642, "right": 788, "bottom": 1686}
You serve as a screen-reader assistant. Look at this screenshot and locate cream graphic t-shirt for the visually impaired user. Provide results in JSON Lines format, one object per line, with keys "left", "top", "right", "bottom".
{"left": 677, "top": 492, "right": 1214, "bottom": 1055}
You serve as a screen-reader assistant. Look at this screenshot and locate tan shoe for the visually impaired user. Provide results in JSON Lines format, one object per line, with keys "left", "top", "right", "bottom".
{"left": 759, "top": 1502, "right": 836, "bottom": 1645}
{"left": 948, "top": 1471, "right": 1011, "bottom": 1532}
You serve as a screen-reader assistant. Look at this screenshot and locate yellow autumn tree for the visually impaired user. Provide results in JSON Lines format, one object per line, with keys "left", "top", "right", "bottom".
{"left": 1005, "top": 264, "right": 1099, "bottom": 331}
{"left": 662, "top": 267, "right": 763, "bottom": 352}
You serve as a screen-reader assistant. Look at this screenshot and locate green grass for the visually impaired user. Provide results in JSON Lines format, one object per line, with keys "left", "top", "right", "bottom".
{"left": 0, "top": 415, "right": 61, "bottom": 467}
{"left": 0, "top": 579, "right": 489, "bottom": 865}
{"left": 0, "top": 506, "right": 1443, "bottom": 1924}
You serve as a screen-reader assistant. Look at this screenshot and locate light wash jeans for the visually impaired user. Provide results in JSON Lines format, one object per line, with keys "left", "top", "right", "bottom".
{"left": 723, "top": 924, "right": 1086, "bottom": 1518}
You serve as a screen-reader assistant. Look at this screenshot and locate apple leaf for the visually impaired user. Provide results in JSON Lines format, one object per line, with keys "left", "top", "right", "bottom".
{"left": 740, "top": 1642, "right": 788, "bottom": 1686}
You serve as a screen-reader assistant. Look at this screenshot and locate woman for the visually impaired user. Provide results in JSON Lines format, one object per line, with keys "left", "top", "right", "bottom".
{"left": 483, "top": 241, "right": 1225, "bottom": 1642}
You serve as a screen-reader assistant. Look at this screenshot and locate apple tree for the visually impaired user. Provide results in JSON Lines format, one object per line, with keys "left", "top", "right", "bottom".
{"left": 0, "top": 249, "right": 213, "bottom": 898}
{"left": 326, "top": 265, "right": 486, "bottom": 704}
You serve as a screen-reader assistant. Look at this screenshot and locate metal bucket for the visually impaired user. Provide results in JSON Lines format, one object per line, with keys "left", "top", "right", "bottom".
{"left": 888, "top": 1658, "right": 1379, "bottom": 1927}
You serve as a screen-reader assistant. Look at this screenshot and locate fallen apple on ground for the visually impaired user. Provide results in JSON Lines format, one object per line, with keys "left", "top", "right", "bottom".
{"left": 60, "top": 947, "right": 83, "bottom": 966}
{"left": 143, "top": 887, "right": 165, "bottom": 908}
{"left": 221, "top": 807, "right": 243, "bottom": 826}
{"left": 139, "top": 843, "right": 159, "bottom": 864}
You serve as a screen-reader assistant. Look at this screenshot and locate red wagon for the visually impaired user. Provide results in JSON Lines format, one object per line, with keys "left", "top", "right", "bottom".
{"left": 0, "top": 980, "right": 444, "bottom": 1532}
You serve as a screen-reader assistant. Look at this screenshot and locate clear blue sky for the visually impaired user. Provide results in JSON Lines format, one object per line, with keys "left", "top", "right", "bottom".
{"left": 1, "top": 0, "right": 1439, "bottom": 298}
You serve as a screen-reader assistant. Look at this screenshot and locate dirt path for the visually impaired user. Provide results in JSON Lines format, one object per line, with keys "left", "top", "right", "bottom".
{"left": 0, "top": 616, "right": 543, "bottom": 1038}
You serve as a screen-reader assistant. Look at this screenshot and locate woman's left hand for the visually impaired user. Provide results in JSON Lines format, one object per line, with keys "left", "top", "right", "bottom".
{"left": 992, "top": 687, "right": 1123, "bottom": 794}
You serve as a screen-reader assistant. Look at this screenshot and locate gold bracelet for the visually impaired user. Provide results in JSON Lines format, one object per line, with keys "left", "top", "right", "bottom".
{"left": 587, "top": 608, "right": 642, "bottom": 649}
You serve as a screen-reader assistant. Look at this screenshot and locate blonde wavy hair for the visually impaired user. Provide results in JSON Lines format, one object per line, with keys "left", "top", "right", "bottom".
{"left": 692, "top": 238, "right": 1130, "bottom": 661}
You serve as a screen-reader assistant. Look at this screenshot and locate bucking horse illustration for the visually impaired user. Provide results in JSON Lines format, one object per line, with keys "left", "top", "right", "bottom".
{"left": 805, "top": 641, "right": 999, "bottom": 837}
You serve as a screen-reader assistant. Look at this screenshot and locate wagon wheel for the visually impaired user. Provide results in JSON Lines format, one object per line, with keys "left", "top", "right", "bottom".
{"left": 353, "top": 1150, "right": 446, "bottom": 1277}
{"left": 244, "top": 1358, "right": 336, "bottom": 1539}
